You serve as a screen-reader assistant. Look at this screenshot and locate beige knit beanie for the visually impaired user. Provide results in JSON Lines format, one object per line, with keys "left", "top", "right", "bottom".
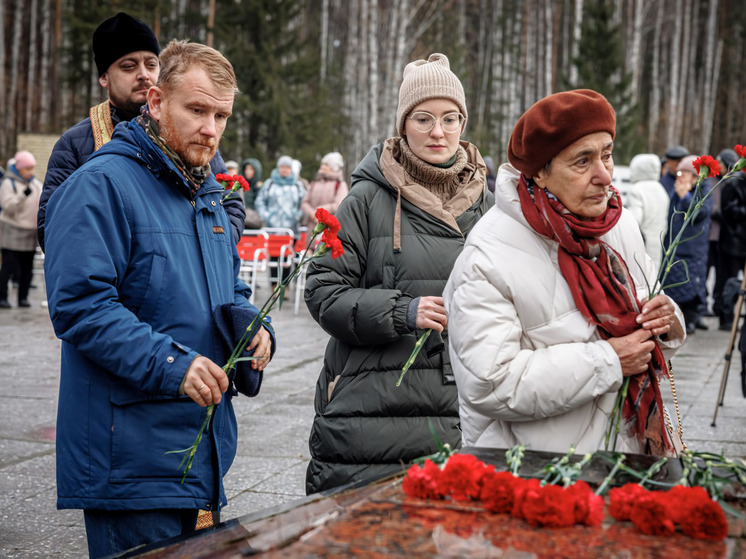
{"left": 396, "top": 53, "right": 467, "bottom": 137}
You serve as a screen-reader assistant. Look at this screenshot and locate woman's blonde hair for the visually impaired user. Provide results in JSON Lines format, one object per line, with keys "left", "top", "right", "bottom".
{"left": 158, "top": 39, "right": 238, "bottom": 94}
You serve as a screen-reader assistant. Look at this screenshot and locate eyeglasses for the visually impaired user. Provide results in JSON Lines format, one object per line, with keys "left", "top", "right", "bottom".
{"left": 407, "top": 111, "right": 465, "bottom": 133}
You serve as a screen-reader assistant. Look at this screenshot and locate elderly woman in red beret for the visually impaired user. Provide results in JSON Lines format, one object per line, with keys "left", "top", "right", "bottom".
{"left": 444, "top": 90, "right": 686, "bottom": 457}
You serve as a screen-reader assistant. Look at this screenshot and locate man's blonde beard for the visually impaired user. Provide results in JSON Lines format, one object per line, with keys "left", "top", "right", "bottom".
{"left": 159, "top": 110, "right": 217, "bottom": 168}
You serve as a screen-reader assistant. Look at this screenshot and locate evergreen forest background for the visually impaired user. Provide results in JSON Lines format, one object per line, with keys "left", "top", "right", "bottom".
{"left": 2, "top": 0, "right": 745, "bottom": 180}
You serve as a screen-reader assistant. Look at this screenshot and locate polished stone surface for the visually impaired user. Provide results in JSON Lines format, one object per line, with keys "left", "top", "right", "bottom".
{"left": 121, "top": 472, "right": 744, "bottom": 558}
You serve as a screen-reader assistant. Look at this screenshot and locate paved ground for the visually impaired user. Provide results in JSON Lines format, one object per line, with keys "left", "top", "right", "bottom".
{"left": 1, "top": 274, "right": 745, "bottom": 558}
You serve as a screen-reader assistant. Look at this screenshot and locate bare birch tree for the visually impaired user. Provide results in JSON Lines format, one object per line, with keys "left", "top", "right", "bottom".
{"left": 568, "top": 0, "right": 583, "bottom": 87}
{"left": 320, "top": 0, "right": 329, "bottom": 81}
{"left": 628, "top": 0, "right": 643, "bottom": 103}
{"left": 648, "top": 0, "right": 663, "bottom": 147}
{"left": 701, "top": 0, "right": 721, "bottom": 152}
{"left": 367, "top": 0, "right": 380, "bottom": 141}
{"left": 667, "top": 0, "right": 684, "bottom": 145}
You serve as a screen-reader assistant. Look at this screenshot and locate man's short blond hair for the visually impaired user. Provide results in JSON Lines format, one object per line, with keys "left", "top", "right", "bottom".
{"left": 158, "top": 39, "right": 238, "bottom": 94}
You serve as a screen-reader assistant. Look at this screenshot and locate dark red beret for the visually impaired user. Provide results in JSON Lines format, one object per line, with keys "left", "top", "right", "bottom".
{"left": 507, "top": 89, "right": 616, "bottom": 178}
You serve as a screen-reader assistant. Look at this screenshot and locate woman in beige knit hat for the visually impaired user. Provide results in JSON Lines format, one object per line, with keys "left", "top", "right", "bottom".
{"left": 303, "top": 53, "right": 492, "bottom": 494}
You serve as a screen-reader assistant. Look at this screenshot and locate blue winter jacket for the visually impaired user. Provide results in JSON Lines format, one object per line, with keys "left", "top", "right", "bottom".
{"left": 38, "top": 103, "right": 245, "bottom": 250}
{"left": 45, "top": 119, "right": 269, "bottom": 512}
{"left": 662, "top": 183, "right": 713, "bottom": 306}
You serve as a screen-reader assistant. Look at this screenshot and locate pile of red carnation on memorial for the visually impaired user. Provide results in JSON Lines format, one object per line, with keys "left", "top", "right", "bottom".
{"left": 402, "top": 453, "right": 728, "bottom": 540}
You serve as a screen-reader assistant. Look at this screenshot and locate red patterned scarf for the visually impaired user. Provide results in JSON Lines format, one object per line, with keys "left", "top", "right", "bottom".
{"left": 517, "top": 174, "right": 673, "bottom": 455}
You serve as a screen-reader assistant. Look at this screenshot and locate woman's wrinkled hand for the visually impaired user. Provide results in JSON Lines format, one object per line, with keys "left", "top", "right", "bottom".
{"left": 636, "top": 294, "right": 681, "bottom": 338}
{"left": 607, "top": 329, "right": 656, "bottom": 377}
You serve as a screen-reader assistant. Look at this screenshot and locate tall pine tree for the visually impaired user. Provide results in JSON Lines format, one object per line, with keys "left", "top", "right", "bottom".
{"left": 214, "top": 0, "right": 345, "bottom": 178}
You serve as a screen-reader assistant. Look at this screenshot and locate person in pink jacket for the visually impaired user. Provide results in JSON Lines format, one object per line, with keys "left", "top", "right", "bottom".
{"left": 301, "top": 152, "right": 349, "bottom": 227}
{"left": 0, "top": 151, "right": 41, "bottom": 309}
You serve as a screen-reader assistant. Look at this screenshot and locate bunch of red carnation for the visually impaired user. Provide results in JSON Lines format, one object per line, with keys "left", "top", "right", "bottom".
{"left": 402, "top": 453, "right": 603, "bottom": 528}
{"left": 609, "top": 483, "right": 728, "bottom": 540}
{"left": 403, "top": 453, "right": 728, "bottom": 540}
{"left": 215, "top": 173, "right": 250, "bottom": 194}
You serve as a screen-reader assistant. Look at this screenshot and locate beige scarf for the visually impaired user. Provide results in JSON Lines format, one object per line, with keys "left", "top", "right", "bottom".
{"left": 379, "top": 137, "right": 487, "bottom": 251}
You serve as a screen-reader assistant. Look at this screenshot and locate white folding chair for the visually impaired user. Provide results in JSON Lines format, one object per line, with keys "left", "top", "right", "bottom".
{"left": 262, "top": 227, "right": 296, "bottom": 288}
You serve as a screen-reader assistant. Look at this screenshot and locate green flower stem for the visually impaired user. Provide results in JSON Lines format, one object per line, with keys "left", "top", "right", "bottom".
{"left": 595, "top": 453, "right": 626, "bottom": 496}
{"left": 653, "top": 164, "right": 744, "bottom": 298}
{"left": 167, "top": 404, "right": 214, "bottom": 483}
{"left": 638, "top": 457, "right": 669, "bottom": 486}
{"left": 170, "top": 227, "right": 331, "bottom": 482}
{"left": 506, "top": 445, "right": 525, "bottom": 476}
{"left": 605, "top": 162, "right": 744, "bottom": 451}
{"left": 396, "top": 329, "right": 432, "bottom": 386}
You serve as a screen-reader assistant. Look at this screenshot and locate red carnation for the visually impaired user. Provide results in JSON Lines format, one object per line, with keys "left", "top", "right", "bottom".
{"left": 567, "top": 480, "right": 604, "bottom": 526}
{"left": 520, "top": 483, "right": 576, "bottom": 528}
{"left": 679, "top": 495, "right": 728, "bottom": 540}
{"left": 479, "top": 470, "right": 518, "bottom": 514}
{"left": 315, "top": 207, "right": 341, "bottom": 234}
{"left": 237, "top": 175, "right": 250, "bottom": 191}
{"left": 402, "top": 459, "right": 442, "bottom": 500}
{"left": 511, "top": 477, "right": 539, "bottom": 519}
{"left": 665, "top": 485, "right": 710, "bottom": 524}
{"left": 629, "top": 492, "right": 676, "bottom": 536}
{"left": 437, "top": 453, "right": 490, "bottom": 502}
{"left": 608, "top": 483, "right": 648, "bottom": 521}
{"left": 321, "top": 229, "right": 344, "bottom": 259}
{"left": 693, "top": 155, "right": 720, "bottom": 178}
{"left": 735, "top": 144, "right": 746, "bottom": 158}
{"left": 328, "top": 236, "right": 344, "bottom": 259}
{"left": 215, "top": 173, "right": 236, "bottom": 189}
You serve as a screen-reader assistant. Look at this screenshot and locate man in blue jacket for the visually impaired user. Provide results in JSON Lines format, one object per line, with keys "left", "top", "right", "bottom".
{"left": 37, "top": 12, "right": 245, "bottom": 251}
{"left": 44, "top": 39, "right": 273, "bottom": 558}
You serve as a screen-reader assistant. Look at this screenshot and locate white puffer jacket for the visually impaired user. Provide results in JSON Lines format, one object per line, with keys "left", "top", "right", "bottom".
{"left": 626, "top": 154, "right": 671, "bottom": 270}
{"left": 443, "top": 163, "right": 684, "bottom": 455}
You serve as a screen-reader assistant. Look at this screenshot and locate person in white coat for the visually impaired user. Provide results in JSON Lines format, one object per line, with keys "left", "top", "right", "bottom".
{"left": 626, "top": 154, "right": 670, "bottom": 269}
{"left": 444, "top": 90, "right": 686, "bottom": 457}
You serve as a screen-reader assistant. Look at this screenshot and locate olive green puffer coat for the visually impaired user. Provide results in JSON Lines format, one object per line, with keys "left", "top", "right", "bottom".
{"left": 304, "top": 139, "right": 492, "bottom": 494}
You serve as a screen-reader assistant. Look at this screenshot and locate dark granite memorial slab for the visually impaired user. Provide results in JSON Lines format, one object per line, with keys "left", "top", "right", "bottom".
{"left": 116, "top": 448, "right": 746, "bottom": 558}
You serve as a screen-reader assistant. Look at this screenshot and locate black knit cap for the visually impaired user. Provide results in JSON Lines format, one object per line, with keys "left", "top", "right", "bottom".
{"left": 93, "top": 12, "right": 160, "bottom": 76}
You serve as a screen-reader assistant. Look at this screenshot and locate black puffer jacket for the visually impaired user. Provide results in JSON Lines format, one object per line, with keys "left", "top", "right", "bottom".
{"left": 720, "top": 172, "right": 746, "bottom": 258}
{"left": 304, "top": 139, "right": 492, "bottom": 494}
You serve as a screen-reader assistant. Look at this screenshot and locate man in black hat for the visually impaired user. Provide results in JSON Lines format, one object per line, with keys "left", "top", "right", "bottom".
{"left": 660, "top": 145, "right": 689, "bottom": 197}
{"left": 38, "top": 12, "right": 244, "bottom": 251}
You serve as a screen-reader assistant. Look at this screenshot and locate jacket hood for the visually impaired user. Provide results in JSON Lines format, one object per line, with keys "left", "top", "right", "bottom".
{"left": 629, "top": 154, "right": 662, "bottom": 183}
{"left": 241, "top": 157, "right": 263, "bottom": 180}
{"left": 351, "top": 143, "right": 390, "bottom": 191}
{"left": 89, "top": 119, "right": 222, "bottom": 197}
{"left": 4, "top": 166, "right": 29, "bottom": 183}
{"left": 494, "top": 162, "right": 530, "bottom": 227}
